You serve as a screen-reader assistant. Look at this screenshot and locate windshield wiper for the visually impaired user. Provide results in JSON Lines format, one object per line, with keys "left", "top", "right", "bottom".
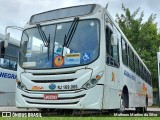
{"left": 62, "top": 17, "right": 79, "bottom": 55}
{"left": 36, "top": 24, "right": 50, "bottom": 60}
{"left": 37, "top": 24, "right": 49, "bottom": 47}
{"left": 47, "top": 34, "right": 50, "bottom": 60}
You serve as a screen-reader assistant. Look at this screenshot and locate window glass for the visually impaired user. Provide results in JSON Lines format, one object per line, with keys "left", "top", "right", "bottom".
{"left": 106, "top": 27, "right": 119, "bottom": 67}
{"left": 5, "top": 44, "right": 19, "bottom": 60}
{"left": 135, "top": 57, "right": 140, "bottom": 76}
{"left": 112, "top": 45, "right": 119, "bottom": 63}
{"left": 20, "top": 20, "right": 99, "bottom": 69}
{"left": 141, "top": 64, "right": 144, "bottom": 79}
{"left": 121, "top": 39, "right": 128, "bottom": 66}
{"left": 144, "top": 69, "right": 147, "bottom": 82}
{"left": 129, "top": 48, "right": 135, "bottom": 72}
{"left": 30, "top": 5, "right": 95, "bottom": 24}
{"left": 0, "top": 58, "right": 17, "bottom": 70}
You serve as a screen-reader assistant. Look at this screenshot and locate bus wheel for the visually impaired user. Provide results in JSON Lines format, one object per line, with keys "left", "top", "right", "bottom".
{"left": 39, "top": 108, "right": 48, "bottom": 113}
{"left": 119, "top": 96, "right": 125, "bottom": 113}
{"left": 136, "top": 107, "right": 144, "bottom": 113}
{"left": 57, "top": 109, "right": 73, "bottom": 115}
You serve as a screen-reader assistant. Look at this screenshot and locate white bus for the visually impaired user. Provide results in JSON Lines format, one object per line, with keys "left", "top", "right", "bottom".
{"left": 0, "top": 34, "right": 19, "bottom": 106}
{"left": 12, "top": 4, "right": 152, "bottom": 112}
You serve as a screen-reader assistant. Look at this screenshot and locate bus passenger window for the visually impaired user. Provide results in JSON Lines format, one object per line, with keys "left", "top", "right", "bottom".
{"left": 135, "top": 57, "right": 140, "bottom": 76}
{"left": 122, "top": 39, "right": 127, "bottom": 66}
{"left": 106, "top": 27, "right": 119, "bottom": 67}
{"left": 0, "top": 58, "right": 17, "bottom": 71}
{"left": 0, "top": 58, "right": 9, "bottom": 68}
{"left": 128, "top": 48, "right": 135, "bottom": 72}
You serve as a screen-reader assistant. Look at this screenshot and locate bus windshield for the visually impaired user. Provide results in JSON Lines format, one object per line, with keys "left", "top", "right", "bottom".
{"left": 20, "top": 19, "right": 99, "bottom": 69}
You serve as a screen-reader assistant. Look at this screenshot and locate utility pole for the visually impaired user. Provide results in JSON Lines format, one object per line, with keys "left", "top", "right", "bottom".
{"left": 157, "top": 52, "right": 160, "bottom": 103}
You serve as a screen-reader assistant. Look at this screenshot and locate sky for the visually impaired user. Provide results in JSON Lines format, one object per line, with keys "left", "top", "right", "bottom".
{"left": 0, "top": 0, "right": 160, "bottom": 39}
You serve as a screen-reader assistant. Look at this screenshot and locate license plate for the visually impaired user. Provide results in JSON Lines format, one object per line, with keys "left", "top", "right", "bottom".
{"left": 43, "top": 94, "right": 58, "bottom": 100}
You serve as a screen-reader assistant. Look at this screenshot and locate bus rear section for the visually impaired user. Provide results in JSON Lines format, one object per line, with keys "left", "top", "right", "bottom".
{"left": 0, "top": 37, "right": 19, "bottom": 106}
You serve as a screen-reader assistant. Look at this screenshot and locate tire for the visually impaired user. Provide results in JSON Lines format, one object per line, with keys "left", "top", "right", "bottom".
{"left": 39, "top": 108, "right": 49, "bottom": 113}
{"left": 119, "top": 96, "right": 125, "bottom": 113}
{"left": 57, "top": 109, "right": 73, "bottom": 115}
{"left": 136, "top": 107, "right": 146, "bottom": 113}
{"left": 136, "top": 107, "right": 145, "bottom": 113}
{"left": 136, "top": 107, "right": 142, "bottom": 113}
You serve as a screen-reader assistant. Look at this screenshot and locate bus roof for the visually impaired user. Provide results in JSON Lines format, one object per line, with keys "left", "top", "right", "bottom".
{"left": 29, "top": 4, "right": 96, "bottom": 24}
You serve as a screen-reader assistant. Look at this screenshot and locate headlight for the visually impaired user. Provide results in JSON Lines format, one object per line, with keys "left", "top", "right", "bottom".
{"left": 82, "top": 71, "right": 104, "bottom": 89}
{"left": 90, "top": 78, "right": 98, "bottom": 85}
{"left": 16, "top": 79, "right": 27, "bottom": 91}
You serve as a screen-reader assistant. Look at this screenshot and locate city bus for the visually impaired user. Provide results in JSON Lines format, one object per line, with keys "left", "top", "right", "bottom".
{"left": 11, "top": 4, "right": 152, "bottom": 112}
{"left": 0, "top": 34, "right": 19, "bottom": 106}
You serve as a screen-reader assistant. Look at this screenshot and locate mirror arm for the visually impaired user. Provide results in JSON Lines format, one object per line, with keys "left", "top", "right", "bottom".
{"left": 5, "top": 26, "right": 23, "bottom": 35}
{"left": 4, "top": 26, "right": 23, "bottom": 48}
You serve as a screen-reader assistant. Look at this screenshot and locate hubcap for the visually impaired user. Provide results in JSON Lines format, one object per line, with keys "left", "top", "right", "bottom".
{"left": 120, "top": 98, "right": 125, "bottom": 112}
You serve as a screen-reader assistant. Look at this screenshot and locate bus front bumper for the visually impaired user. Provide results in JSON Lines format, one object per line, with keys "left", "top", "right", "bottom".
{"left": 16, "top": 85, "right": 103, "bottom": 110}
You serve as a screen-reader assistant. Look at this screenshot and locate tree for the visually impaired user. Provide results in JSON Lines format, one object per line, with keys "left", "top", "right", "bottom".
{"left": 116, "top": 4, "right": 160, "bottom": 89}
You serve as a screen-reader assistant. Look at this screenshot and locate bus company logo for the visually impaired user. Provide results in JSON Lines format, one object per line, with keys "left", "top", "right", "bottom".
{"left": 124, "top": 70, "right": 136, "bottom": 81}
{"left": 0, "top": 72, "right": 17, "bottom": 79}
{"left": 49, "top": 83, "right": 56, "bottom": 90}
{"left": 32, "top": 86, "right": 43, "bottom": 90}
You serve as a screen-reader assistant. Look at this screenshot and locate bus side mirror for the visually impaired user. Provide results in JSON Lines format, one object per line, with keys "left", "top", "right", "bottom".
{"left": 111, "top": 33, "right": 118, "bottom": 46}
{"left": 4, "top": 32, "right": 10, "bottom": 48}
{"left": 0, "top": 41, "right": 5, "bottom": 57}
{"left": 4, "top": 26, "right": 23, "bottom": 48}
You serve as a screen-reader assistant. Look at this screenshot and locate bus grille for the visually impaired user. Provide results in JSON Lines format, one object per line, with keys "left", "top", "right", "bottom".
{"left": 31, "top": 78, "right": 76, "bottom": 83}
{"left": 22, "top": 94, "right": 85, "bottom": 100}
{"left": 31, "top": 71, "right": 76, "bottom": 76}
{"left": 26, "top": 101, "right": 79, "bottom": 105}
{"left": 21, "top": 93, "right": 86, "bottom": 105}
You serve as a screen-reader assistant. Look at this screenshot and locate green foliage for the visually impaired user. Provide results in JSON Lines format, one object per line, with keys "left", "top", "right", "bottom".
{"left": 116, "top": 4, "right": 160, "bottom": 89}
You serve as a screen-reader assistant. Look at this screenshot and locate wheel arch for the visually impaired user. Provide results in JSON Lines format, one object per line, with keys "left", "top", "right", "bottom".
{"left": 122, "top": 85, "right": 129, "bottom": 108}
